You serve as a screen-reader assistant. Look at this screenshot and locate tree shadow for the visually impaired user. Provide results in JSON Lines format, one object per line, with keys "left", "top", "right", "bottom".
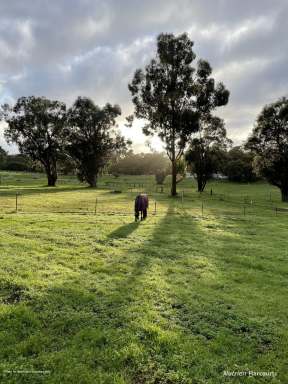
{"left": 0, "top": 185, "right": 86, "bottom": 197}
{"left": 0, "top": 205, "right": 284, "bottom": 383}
{"left": 107, "top": 221, "right": 140, "bottom": 239}
{"left": 0, "top": 185, "right": 119, "bottom": 201}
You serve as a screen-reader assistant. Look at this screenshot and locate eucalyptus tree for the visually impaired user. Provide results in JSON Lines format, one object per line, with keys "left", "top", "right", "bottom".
{"left": 67, "top": 97, "right": 129, "bottom": 187}
{"left": 2, "top": 96, "right": 66, "bottom": 186}
{"left": 128, "top": 32, "right": 229, "bottom": 195}
{"left": 186, "top": 116, "right": 231, "bottom": 192}
{"left": 246, "top": 97, "right": 288, "bottom": 201}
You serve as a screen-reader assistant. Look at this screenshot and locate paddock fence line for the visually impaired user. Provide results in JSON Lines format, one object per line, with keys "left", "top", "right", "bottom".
{"left": 0, "top": 189, "right": 287, "bottom": 219}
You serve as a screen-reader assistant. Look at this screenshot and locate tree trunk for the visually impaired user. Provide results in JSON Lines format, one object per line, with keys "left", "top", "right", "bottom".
{"left": 87, "top": 174, "right": 97, "bottom": 188}
{"left": 281, "top": 187, "right": 288, "bottom": 202}
{"left": 197, "top": 173, "right": 207, "bottom": 193}
{"left": 197, "top": 178, "right": 201, "bottom": 192}
{"left": 171, "top": 160, "right": 177, "bottom": 196}
{"left": 46, "top": 167, "right": 57, "bottom": 186}
{"left": 44, "top": 158, "right": 58, "bottom": 187}
{"left": 47, "top": 173, "right": 57, "bottom": 187}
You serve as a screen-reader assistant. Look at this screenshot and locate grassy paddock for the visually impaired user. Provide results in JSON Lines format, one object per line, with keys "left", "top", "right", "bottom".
{"left": 0, "top": 171, "right": 285, "bottom": 217}
{"left": 0, "top": 171, "right": 287, "bottom": 383}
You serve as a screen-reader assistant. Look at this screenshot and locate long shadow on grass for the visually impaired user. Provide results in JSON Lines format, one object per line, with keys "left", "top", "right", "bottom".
{"left": 0, "top": 206, "right": 180, "bottom": 383}
{"left": 107, "top": 221, "right": 140, "bottom": 239}
{"left": 0, "top": 207, "right": 285, "bottom": 383}
{"left": 0, "top": 185, "right": 86, "bottom": 197}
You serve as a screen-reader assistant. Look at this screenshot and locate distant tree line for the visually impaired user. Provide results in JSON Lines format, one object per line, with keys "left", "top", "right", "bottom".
{"left": 0, "top": 32, "right": 287, "bottom": 200}
{"left": 0, "top": 151, "right": 37, "bottom": 172}
{"left": 109, "top": 151, "right": 170, "bottom": 176}
{"left": 0, "top": 151, "right": 78, "bottom": 175}
{"left": 108, "top": 146, "right": 257, "bottom": 184}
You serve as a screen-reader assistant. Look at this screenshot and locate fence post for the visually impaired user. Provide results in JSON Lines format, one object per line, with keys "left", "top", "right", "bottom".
{"left": 181, "top": 191, "right": 184, "bottom": 209}
{"left": 16, "top": 193, "right": 18, "bottom": 212}
{"left": 154, "top": 201, "right": 157, "bottom": 215}
{"left": 94, "top": 197, "right": 98, "bottom": 215}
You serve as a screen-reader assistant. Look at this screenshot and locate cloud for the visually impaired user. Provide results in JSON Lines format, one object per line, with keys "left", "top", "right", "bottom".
{"left": 0, "top": 0, "right": 288, "bottom": 152}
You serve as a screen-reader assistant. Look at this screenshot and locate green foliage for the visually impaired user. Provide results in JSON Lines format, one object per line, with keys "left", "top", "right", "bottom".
{"left": 155, "top": 171, "right": 167, "bottom": 185}
{"left": 1, "top": 154, "right": 37, "bottom": 172}
{"left": 66, "top": 97, "right": 129, "bottom": 187}
{"left": 128, "top": 33, "right": 229, "bottom": 196}
{"left": 57, "top": 155, "right": 76, "bottom": 176}
{"left": 186, "top": 117, "right": 231, "bottom": 192}
{"left": 109, "top": 151, "right": 170, "bottom": 176}
{"left": 246, "top": 97, "right": 288, "bottom": 201}
{"left": 2, "top": 96, "right": 66, "bottom": 186}
{"left": 175, "top": 157, "right": 186, "bottom": 184}
{"left": 0, "top": 146, "right": 7, "bottom": 168}
{"left": 224, "top": 147, "right": 257, "bottom": 182}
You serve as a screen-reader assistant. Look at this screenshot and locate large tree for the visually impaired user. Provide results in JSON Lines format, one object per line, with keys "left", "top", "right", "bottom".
{"left": 2, "top": 96, "right": 66, "bottom": 186}
{"left": 185, "top": 116, "right": 231, "bottom": 192}
{"left": 128, "top": 32, "right": 229, "bottom": 196}
{"left": 66, "top": 97, "right": 129, "bottom": 187}
{"left": 246, "top": 97, "right": 288, "bottom": 202}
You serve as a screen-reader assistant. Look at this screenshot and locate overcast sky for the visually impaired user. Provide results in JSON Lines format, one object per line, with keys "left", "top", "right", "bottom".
{"left": 0, "top": 0, "right": 287, "bottom": 153}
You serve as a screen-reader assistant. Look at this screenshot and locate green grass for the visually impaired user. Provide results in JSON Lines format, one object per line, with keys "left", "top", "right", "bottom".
{"left": 0, "top": 172, "right": 287, "bottom": 383}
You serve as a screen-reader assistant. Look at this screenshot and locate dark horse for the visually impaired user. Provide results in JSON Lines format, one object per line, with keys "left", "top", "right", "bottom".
{"left": 135, "top": 193, "right": 149, "bottom": 221}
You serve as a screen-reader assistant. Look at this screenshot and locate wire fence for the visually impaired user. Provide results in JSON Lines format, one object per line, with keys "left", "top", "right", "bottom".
{"left": 0, "top": 188, "right": 287, "bottom": 219}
